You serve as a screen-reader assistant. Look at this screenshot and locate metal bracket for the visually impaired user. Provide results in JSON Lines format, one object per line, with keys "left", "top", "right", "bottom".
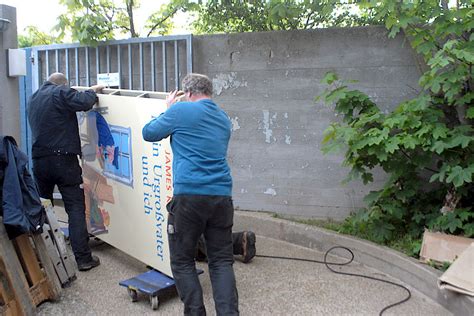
{"left": 93, "top": 107, "right": 109, "bottom": 115}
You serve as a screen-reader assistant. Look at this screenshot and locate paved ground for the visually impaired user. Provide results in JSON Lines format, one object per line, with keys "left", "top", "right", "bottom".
{"left": 37, "top": 230, "right": 451, "bottom": 315}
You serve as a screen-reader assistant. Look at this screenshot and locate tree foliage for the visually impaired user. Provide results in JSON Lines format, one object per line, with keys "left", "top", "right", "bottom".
{"left": 54, "top": 0, "right": 140, "bottom": 45}
{"left": 53, "top": 0, "right": 201, "bottom": 45}
{"left": 23, "top": 0, "right": 382, "bottom": 46}
{"left": 145, "top": 0, "right": 199, "bottom": 37}
{"left": 319, "top": 0, "right": 473, "bottom": 245}
{"left": 192, "top": 0, "right": 380, "bottom": 34}
{"left": 18, "top": 26, "right": 60, "bottom": 48}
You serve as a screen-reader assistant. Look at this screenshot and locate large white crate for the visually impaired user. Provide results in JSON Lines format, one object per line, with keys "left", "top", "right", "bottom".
{"left": 77, "top": 88, "right": 173, "bottom": 277}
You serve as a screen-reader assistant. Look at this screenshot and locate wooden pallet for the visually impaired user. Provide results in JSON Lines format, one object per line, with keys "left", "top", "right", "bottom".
{"left": 0, "top": 258, "right": 23, "bottom": 316}
{"left": 41, "top": 200, "right": 76, "bottom": 286}
{"left": 0, "top": 222, "right": 61, "bottom": 315}
{"left": 44, "top": 203, "right": 76, "bottom": 282}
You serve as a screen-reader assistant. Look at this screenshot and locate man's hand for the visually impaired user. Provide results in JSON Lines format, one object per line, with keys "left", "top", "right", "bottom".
{"left": 166, "top": 90, "right": 185, "bottom": 108}
{"left": 90, "top": 85, "right": 105, "bottom": 93}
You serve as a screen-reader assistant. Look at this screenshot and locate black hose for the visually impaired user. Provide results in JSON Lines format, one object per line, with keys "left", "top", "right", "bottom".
{"left": 256, "top": 246, "right": 411, "bottom": 316}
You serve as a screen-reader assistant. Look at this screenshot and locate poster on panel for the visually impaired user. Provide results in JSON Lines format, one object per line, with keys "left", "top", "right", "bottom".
{"left": 77, "top": 89, "right": 173, "bottom": 277}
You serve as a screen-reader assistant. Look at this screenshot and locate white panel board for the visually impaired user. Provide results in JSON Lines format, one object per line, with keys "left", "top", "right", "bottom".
{"left": 78, "top": 88, "right": 173, "bottom": 277}
{"left": 8, "top": 48, "right": 27, "bottom": 77}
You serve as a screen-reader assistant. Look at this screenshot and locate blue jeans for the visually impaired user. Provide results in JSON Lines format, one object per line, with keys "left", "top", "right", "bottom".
{"left": 33, "top": 155, "right": 93, "bottom": 265}
{"left": 167, "top": 195, "right": 239, "bottom": 316}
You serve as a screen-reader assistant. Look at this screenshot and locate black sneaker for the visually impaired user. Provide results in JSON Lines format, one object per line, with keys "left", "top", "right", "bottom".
{"left": 77, "top": 255, "right": 101, "bottom": 271}
{"left": 241, "top": 231, "right": 256, "bottom": 263}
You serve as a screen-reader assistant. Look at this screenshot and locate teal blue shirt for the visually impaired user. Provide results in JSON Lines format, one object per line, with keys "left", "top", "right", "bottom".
{"left": 142, "top": 99, "right": 232, "bottom": 196}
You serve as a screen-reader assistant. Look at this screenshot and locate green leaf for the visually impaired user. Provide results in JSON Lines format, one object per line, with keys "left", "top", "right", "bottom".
{"left": 402, "top": 136, "right": 418, "bottom": 150}
{"left": 452, "top": 49, "right": 474, "bottom": 63}
{"left": 466, "top": 107, "right": 474, "bottom": 119}
{"left": 429, "top": 173, "right": 440, "bottom": 183}
{"left": 431, "top": 141, "right": 446, "bottom": 154}
{"left": 384, "top": 115, "right": 404, "bottom": 128}
{"left": 385, "top": 137, "right": 400, "bottom": 153}
{"left": 321, "top": 72, "right": 338, "bottom": 85}
{"left": 326, "top": 86, "right": 348, "bottom": 104}
{"left": 447, "top": 134, "right": 473, "bottom": 149}
{"left": 446, "top": 166, "right": 472, "bottom": 188}
{"left": 432, "top": 125, "right": 448, "bottom": 140}
{"left": 322, "top": 125, "right": 336, "bottom": 144}
{"left": 363, "top": 191, "right": 382, "bottom": 205}
{"left": 443, "top": 39, "right": 458, "bottom": 50}
{"left": 362, "top": 172, "right": 374, "bottom": 184}
{"left": 430, "top": 79, "right": 441, "bottom": 94}
{"left": 415, "top": 125, "right": 431, "bottom": 138}
{"left": 446, "top": 218, "right": 463, "bottom": 234}
{"left": 457, "top": 209, "right": 472, "bottom": 222}
{"left": 352, "top": 208, "right": 370, "bottom": 223}
{"left": 388, "top": 25, "right": 400, "bottom": 38}
{"left": 463, "top": 223, "right": 474, "bottom": 237}
{"left": 371, "top": 221, "right": 395, "bottom": 241}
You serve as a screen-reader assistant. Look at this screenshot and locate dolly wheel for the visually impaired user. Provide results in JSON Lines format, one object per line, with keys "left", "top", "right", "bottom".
{"left": 128, "top": 288, "right": 138, "bottom": 302}
{"left": 150, "top": 296, "right": 159, "bottom": 310}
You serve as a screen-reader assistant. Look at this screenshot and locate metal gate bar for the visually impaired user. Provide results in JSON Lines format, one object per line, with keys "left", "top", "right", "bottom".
{"left": 30, "top": 34, "right": 192, "bottom": 93}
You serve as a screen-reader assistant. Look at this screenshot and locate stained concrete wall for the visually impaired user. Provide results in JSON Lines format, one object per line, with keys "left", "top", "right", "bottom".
{"left": 0, "top": 4, "right": 20, "bottom": 143}
{"left": 32, "top": 26, "right": 423, "bottom": 220}
{"left": 193, "top": 27, "right": 422, "bottom": 219}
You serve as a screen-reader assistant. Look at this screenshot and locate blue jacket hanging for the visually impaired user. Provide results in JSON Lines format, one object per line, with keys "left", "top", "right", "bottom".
{"left": 0, "top": 136, "right": 45, "bottom": 239}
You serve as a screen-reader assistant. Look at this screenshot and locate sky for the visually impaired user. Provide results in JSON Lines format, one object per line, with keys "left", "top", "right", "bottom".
{"left": 1, "top": 0, "right": 190, "bottom": 36}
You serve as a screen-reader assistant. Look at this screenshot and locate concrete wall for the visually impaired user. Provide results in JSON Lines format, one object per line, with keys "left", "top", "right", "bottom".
{"left": 0, "top": 4, "right": 20, "bottom": 143}
{"left": 193, "top": 27, "right": 422, "bottom": 219}
{"left": 31, "top": 26, "right": 423, "bottom": 220}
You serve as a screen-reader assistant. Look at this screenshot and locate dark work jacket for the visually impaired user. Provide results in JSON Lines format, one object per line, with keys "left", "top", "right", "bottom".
{"left": 28, "top": 81, "right": 98, "bottom": 158}
{"left": 0, "top": 136, "right": 45, "bottom": 239}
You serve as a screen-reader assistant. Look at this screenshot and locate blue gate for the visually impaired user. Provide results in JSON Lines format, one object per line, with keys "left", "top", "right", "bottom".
{"left": 20, "top": 34, "right": 193, "bottom": 159}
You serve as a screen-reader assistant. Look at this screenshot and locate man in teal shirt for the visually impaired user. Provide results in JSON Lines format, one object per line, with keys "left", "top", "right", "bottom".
{"left": 143, "top": 73, "right": 239, "bottom": 315}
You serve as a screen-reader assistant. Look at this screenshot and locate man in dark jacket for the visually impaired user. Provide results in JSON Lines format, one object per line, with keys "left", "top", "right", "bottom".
{"left": 28, "top": 72, "right": 103, "bottom": 271}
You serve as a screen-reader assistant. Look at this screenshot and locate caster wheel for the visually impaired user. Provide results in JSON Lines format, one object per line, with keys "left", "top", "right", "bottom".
{"left": 128, "top": 288, "right": 138, "bottom": 302}
{"left": 150, "top": 295, "right": 159, "bottom": 310}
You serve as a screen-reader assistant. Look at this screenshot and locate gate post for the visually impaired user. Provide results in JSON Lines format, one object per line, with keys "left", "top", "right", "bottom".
{"left": 19, "top": 47, "right": 32, "bottom": 154}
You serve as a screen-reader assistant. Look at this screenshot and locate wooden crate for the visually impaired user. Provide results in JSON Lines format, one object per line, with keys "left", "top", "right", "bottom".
{"left": 13, "top": 234, "right": 61, "bottom": 306}
{"left": 0, "top": 222, "right": 61, "bottom": 316}
{"left": 0, "top": 257, "right": 23, "bottom": 316}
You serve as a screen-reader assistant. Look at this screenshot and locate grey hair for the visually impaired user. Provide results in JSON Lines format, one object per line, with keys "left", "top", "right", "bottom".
{"left": 182, "top": 73, "right": 213, "bottom": 96}
{"left": 48, "top": 72, "right": 68, "bottom": 86}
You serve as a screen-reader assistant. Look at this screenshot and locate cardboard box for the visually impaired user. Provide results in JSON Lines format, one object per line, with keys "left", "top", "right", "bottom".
{"left": 420, "top": 230, "right": 473, "bottom": 264}
{"left": 438, "top": 243, "right": 474, "bottom": 296}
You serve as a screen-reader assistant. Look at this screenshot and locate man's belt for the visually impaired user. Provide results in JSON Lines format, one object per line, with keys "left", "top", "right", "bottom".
{"left": 32, "top": 148, "right": 80, "bottom": 158}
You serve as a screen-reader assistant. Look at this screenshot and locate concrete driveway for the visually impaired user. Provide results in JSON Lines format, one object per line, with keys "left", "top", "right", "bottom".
{"left": 37, "top": 231, "right": 451, "bottom": 315}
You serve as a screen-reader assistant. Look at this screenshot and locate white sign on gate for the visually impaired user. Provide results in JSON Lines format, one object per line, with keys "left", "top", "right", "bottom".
{"left": 97, "top": 73, "right": 120, "bottom": 87}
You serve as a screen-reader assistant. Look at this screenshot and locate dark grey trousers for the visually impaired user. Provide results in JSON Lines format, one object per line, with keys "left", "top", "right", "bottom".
{"left": 33, "top": 155, "right": 92, "bottom": 265}
{"left": 167, "top": 195, "right": 239, "bottom": 316}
